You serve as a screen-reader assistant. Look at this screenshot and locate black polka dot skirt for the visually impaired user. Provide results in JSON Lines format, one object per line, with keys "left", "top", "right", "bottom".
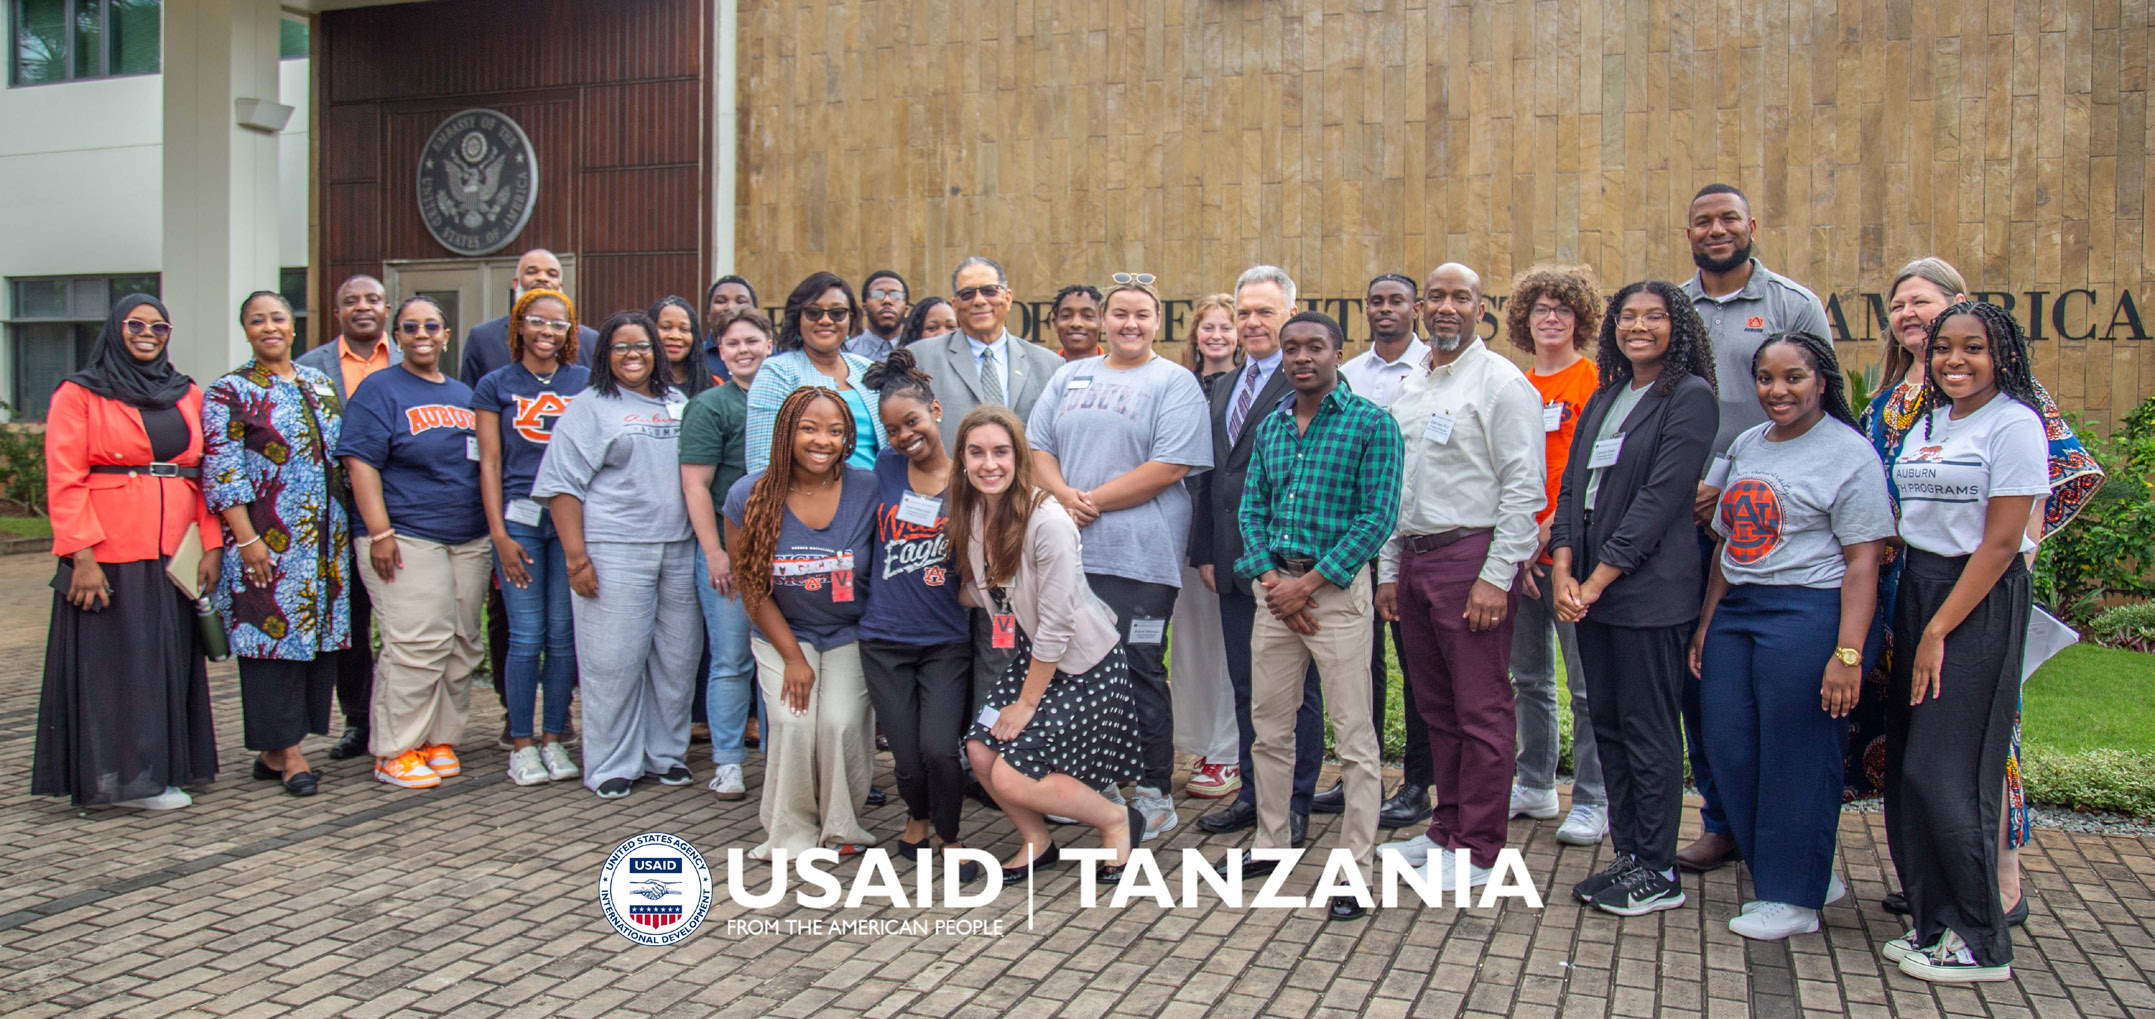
{"left": 969, "top": 638, "right": 1141, "bottom": 789}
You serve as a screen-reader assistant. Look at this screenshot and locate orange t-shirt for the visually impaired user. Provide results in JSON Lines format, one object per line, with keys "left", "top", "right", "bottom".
{"left": 1528, "top": 357, "right": 1599, "bottom": 528}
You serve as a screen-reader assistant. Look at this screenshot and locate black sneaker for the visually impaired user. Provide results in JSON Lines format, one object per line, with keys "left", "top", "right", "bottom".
{"left": 596, "top": 777, "right": 632, "bottom": 799}
{"left": 1573, "top": 852, "right": 1638, "bottom": 903}
{"left": 1592, "top": 867, "right": 1686, "bottom": 916}
{"left": 655, "top": 765, "right": 694, "bottom": 786}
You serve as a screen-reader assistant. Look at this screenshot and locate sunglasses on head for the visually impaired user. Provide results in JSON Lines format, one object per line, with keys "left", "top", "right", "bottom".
{"left": 801, "top": 306, "right": 851, "bottom": 323}
{"left": 1111, "top": 272, "right": 1156, "bottom": 286}
{"left": 123, "top": 320, "right": 173, "bottom": 339}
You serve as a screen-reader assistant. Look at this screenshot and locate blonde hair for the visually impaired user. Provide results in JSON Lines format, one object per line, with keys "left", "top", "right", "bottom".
{"left": 1182, "top": 292, "right": 1239, "bottom": 372}
{"left": 1883, "top": 257, "right": 1971, "bottom": 385}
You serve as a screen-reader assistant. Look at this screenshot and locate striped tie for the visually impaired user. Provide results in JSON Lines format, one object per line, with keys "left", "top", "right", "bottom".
{"left": 1227, "top": 365, "right": 1260, "bottom": 443}
{"left": 978, "top": 347, "right": 1003, "bottom": 406}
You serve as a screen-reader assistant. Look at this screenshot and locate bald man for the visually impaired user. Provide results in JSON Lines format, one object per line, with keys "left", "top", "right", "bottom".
{"left": 457, "top": 248, "right": 600, "bottom": 384}
{"left": 1374, "top": 263, "right": 1546, "bottom": 891}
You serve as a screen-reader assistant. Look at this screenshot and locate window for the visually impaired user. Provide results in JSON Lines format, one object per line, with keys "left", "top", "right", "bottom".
{"left": 10, "top": 0, "right": 159, "bottom": 86}
{"left": 7, "top": 274, "right": 158, "bottom": 419}
{"left": 278, "top": 15, "right": 306, "bottom": 60}
{"left": 279, "top": 266, "right": 310, "bottom": 350}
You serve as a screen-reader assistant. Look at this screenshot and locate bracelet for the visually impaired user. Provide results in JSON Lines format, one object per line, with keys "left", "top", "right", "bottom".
{"left": 369, "top": 528, "right": 397, "bottom": 542}
{"left": 234, "top": 535, "right": 263, "bottom": 551}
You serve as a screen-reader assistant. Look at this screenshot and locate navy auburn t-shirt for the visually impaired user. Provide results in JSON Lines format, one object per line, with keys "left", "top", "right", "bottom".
{"left": 470, "top": 362, "right": 591, "bottom": 504}
{"left": 341, "top": 365, "right": 487, "bottom": 544}
{"left": 861, "top": 447, "right": 969, "bottom": 645}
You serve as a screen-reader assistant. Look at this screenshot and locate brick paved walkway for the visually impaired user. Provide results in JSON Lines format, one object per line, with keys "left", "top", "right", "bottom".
{"left": 0, "top": 551, "right": 2149, "bottom": 1018}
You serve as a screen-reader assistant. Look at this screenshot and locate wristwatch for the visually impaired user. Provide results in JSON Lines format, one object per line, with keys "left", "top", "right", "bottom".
{"left": 1833, "top": 646, "right": 1861, "bottom": 666}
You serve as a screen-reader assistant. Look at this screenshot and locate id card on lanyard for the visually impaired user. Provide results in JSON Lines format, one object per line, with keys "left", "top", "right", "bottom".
{"left": 989, "top": 587, "right": 1018, "bottom": 649}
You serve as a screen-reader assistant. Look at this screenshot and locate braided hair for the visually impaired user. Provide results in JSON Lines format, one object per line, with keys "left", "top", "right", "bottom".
{"left": 1594, "top": 280, "right": 1717, "bottom": 397}
{"left": 862, "top": 345, "right": 936, "bottom": 406}
{"left": 1750, "top": 331, "right": 1857, "bottom": 432}
{"left": 731, "top": 386, "right": 855, "bottom": 611}
{"left": 1915, "top": 301, "right": 2043, "bottom": 440}
{"left": 588, "top": 311, "right": 675, "bottom": 399}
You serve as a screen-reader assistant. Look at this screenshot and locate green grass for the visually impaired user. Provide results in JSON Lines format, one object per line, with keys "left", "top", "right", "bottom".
{"left": 2022, "top": 643, "right": 2155, "bottom": 755}
{"left": 0, "top": 516, "right": 51, "bottom": 538}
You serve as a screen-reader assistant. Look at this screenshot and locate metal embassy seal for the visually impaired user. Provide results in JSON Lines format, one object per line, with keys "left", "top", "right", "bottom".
{"left": 416, "top": 108, "right": 537, "bottom": 257}
{"left": 598, "top": 832, "right": 713, "bottom": 946}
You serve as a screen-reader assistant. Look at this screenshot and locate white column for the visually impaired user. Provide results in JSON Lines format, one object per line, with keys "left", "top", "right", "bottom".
{"left": 161, "top": 0, "right": 289, "bottom": 381}
{"left": 712, "top": 0, "right": 737, "bottom": 275}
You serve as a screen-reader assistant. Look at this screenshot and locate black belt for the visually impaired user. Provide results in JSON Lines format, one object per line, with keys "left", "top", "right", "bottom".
{"left": 89, "top": 462, "right": 200, "bottom": 479}
{"left": 1276, "top": 556, "right": 1316, "bottom": 576}
{"left": 1402, "top": 526, "right": 1493, "bottom": 554}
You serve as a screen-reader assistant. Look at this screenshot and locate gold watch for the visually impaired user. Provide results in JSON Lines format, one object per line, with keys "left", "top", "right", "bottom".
{"left": 1833, "top": 646, "right": 1861, "bottom": 667}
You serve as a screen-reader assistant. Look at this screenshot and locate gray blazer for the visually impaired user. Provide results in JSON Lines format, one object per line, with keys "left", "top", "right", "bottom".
{"left": 909, "top": 329, "right": 1063, "bottom": 450}
{"left": 295, "top": 334, "right": 404, "bottom": 405}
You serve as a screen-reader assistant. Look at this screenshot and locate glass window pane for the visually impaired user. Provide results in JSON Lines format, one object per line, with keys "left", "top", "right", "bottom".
{"left": 73, "top": 0, "right": 102, "bottom": 79}
{"left": 279, "top": 267, "right": 308, "bottom": 314}
{"left": 107, "top": 275, "right": 159, "bottom": 307}
{"left": 71, "top": 278, "right": 110, "bottom": 318}
{"left": 278, "top": 16, "right": 307, "bottom": 60}
{"left": 12, "top": 279, "right": 69, "bottom": 318}
{"left": 106, "top": 0, "right": 158, "bottom": 76}
{"left": 13, "top": 0, "right": 69, "bottom": 85}
{"left": 10, "top": 323, "right": 79, "bottom": 420}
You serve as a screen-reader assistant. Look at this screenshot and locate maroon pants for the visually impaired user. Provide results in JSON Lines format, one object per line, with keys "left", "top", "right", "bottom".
{"left": 1396, "top": 531, "right": 1518, "bottom": 869}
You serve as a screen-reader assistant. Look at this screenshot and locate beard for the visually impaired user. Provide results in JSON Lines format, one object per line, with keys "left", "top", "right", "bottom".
{"left": 1692, "top": 241, "right": 1753, "bottom": 274}
{"left": 1429, "top": 329, "right": 1468, "bottom": 353}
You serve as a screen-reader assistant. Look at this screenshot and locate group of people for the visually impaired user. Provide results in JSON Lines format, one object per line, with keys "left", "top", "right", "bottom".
{"left": 34, "top": 183, "right": 2100, "bottom": 984}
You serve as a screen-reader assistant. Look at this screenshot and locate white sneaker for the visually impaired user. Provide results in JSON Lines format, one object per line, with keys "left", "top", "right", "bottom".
{"left": 1881, "top": 930, "right": 1925, "bottom": 963}
{"left": 708, "top": 763, "right": 745, "bottom": 800}
{"left": 1379, "top": 833, "right": 1440, "bottom": 868}
{"left": 1427, "top": 848, "right": 1493, "bottom": 892}
{"left": 1897, "top": 929, "right": 2011, "bottom": 983}
{"left": 540, "top": 742, "right": 580, "bottom": 782}
{"left": 1555, "top": 804, "right": 1608, "bottom": 845}
{"left": 507, "top": 746, "right": 549, "bottom": 786}
{"left": 1729, "top": 901, "right": 1820, "bottom": 940}
{"left": 114, "top": 786, "right": 191, "bottom": 810}
{"left": 1742, "top": 873, "right": 1846, "bottom": 914}
{"left": 1509, "top": 785, "right": 1559, "bottom": 819}
{"left": 1134, "top": 788, "right": 1177, "bottom": 841}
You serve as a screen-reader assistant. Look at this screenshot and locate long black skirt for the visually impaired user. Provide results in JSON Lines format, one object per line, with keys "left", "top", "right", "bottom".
{"left": 33, "top": 557, "right": 219, "bottom": 806}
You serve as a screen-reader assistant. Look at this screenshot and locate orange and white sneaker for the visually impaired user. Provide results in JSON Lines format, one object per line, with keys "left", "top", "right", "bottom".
{"left": 375, "top": 750, "right": 441, "bottom": 788}
{"left": 422, "top": 744, "right": 461, "bottom": 777}
{"left": 1185, "top": 761, "right": 1241, "bottom": 799}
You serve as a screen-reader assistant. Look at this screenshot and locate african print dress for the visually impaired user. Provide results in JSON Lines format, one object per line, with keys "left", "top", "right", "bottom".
{"left": 200, "top": 362, "right": 351, "bottom": 661}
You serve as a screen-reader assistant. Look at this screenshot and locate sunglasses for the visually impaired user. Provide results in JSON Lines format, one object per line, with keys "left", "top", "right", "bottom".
{"left": 123, "top": 320, "right": 173, "bottom": 339}
{"left": 955, "top": 284, "right": 1006, "bottom": 303}
{"left": 399, "top": 320, "right": 446, "bottom": 336}
{"left": 1111, "top": 272, "right": 1156, "bottom": 286}
{"left": 800, "top": 306, "right": 851, "bottom": 323}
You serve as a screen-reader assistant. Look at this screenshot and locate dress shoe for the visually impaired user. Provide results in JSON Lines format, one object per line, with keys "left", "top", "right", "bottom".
{"left": 1881, "top": 891, "right": 1910, "bottom": 915}
{"left": 1310, "top": 781, "right": 1345, "bottom": 814}
{"left": 1675, "top": 832, "right": 1741, "bottom": 873}
{"left": 1289, "top": 811, "right": 1308, "bottom": 849}
{"left": 1378, "top": 786, "right": 1431, "bottom": 828}
{"left": 1197, "top": 799, "right": 1259, "bottom": 834}
{"left": 283, "top": 770, "right": 318, "bottom": 797}
{"left": 1226, "top": 849, "right": 1279, "bottom": 878}
{"left": 865, "top": 786, "right": 888, "bottom": 807}
{"left": 327, "top": 726, "right": 369, "bottom": 761}
{"left": 1326, "top": 894, "right": 1369, "bottom": 921}
{"left": 1000, "top": 844, "right": 1062, "bottom": 884}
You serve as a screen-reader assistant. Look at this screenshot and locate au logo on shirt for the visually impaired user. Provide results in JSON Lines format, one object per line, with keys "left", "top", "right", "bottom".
{"left": 512, "top": 392, "right": 573, "bottom": 443}
{"left": 1719, "top": 479, "right": 1782, "bottom": 565}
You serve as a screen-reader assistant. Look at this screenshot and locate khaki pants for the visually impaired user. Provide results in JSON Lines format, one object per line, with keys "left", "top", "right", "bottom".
{"left": 1250, "top": 568, "right": 1380, "bottom": 869}
{"left": 750, "top": 638, "right": 875, "bottom": 856}
{"left": 359, "top": 534, "right": 490, "bottom": 759}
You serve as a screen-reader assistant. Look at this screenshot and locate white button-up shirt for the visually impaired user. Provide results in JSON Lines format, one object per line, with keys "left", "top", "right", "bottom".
{"left": 1338, "top": 335, "right": 1430, "bottom": 410}
{"left": 1379, "top": 338, "right": 1547, "bottom": 589}
{"left": 966, "top": 331, "right": 1015, "bottom": 401}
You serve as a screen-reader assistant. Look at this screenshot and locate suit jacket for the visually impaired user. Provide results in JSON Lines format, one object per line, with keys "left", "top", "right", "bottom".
{"left": 294, "top": 334, "right": 403, "bottom": 405}
{"left": 45, "top": 381, "right": 224, "bottom": 562}
{"left": 458, "top": 315, "right": 599, "bottom": 385}
{"left": 1188, "top": 357, "right": 1295, "bottom": 584}
{"left": 910, "top": 329, "right": 1062, "bottom": 451}
{"left": 1547, "top": 372, "right": 1718, "bottom": 629}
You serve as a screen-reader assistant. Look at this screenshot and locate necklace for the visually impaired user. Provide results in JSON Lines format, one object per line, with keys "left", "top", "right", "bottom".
{"left": 790, "top": 472, "right": 839, "bottom": 495}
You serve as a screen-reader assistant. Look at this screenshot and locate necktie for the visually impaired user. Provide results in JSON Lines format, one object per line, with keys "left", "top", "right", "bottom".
{"left": 977, "top": 347, "right": 1003, "bottom": 405}
{"left": 1228, "top": 365, "right": 1260, "bottom": 444}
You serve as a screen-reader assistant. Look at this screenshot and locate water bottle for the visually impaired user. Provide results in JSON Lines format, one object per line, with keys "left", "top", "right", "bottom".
{"left": 194, "top": 597, "right": 231, "bottom": 662}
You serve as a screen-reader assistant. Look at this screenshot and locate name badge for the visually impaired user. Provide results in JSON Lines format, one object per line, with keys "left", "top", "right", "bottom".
{"left": 1543, "top": 402, "right": 1564, "bottom": 433}
{"left": 1422, "top": 410, "right": 1457, "bottom": 445}
{"left": 976, "top": 704, "right": 1002, "bottom": 729}
{"left": 991, "top": 612, "right": 1017, "bottom": 649}
{"left": 831, "top": 568, "right": 855, "bottom": 602}
{"left": 1588, "top": 435, "right": 1624, "bottom": 470}
{"left": 1127, "top": 617, "right": 1166, "bottom": 644}
{"left": 312, "top": 381, "right": 335, "bottom": 398}
{"left": 466, "top": 435, "right": 481, "bottom": 462}
{"left": 1703, "top": 453, "right": 1733, "bottom": 489}
{"left": 1067, "top": 377, "right": 1093, "bottom": 390}
{"left": 505, "top": 498, "right": 543, "bottom": 527}
{"left": 896, "top": 490, "right": 942, "bottom": 527}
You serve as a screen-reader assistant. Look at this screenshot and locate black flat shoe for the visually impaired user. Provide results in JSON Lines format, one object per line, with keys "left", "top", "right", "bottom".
{"left": 897, "top": 837, "right": 932, "bottom": 863}
{"left": 327, "top": 726, "right": 368, "bottom": 761}
{"left": 1881, "top": 891, "right": 1910, "bottom": 915}
{"left": 1000, "top": 844, "right": 1061, "bottom": 884}
{"left": 1310, "top": 781, "right": 1346, "bottom": 814}
{"left": 1290, "top": 812, "right": 1308, "bottom": 849}
{"left": 1198, "top": 799, "right": 1259, "bottom": 834}
{"left": 1098, "top": 804, "right": 1145, "bottom": 883}
{"left": 865, "top": 786, "right": 887, "bottom": 807}
{"left": 2006, "top": 895, "right": 2028, "bottom": 926}
{"left": 1326, "top": 894, "right": 1368, "bottom": 921}
{"left": 1226, "top": 850, "right": 1278, "bottom": 878}
{"left": 955, "top": 859, "right": 985, "bottom": 884}
{"left": 253, "top": 757, "right": 281, "bottom": 782}
{"left": 283, "top": 770, "right": 318, "bottom": 797}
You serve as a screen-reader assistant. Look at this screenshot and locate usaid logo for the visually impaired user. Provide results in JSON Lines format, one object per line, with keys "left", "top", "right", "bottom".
{"left": 598, "top": 833, "right": 711, "bottom": 946}
{"left": 416, "top": 108, "right": 538, "bottom": 257}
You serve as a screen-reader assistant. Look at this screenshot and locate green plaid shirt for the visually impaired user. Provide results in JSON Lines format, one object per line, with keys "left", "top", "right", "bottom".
{"left": 1235, "top": 386, "right": 1403, "bottom": 588}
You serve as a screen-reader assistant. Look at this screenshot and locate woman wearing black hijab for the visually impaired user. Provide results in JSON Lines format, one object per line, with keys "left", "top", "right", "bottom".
{"left": 35, "top": 294, "right": 225, "bottom": 810}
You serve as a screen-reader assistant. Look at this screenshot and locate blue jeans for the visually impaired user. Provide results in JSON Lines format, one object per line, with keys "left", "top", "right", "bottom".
{"left": 693, "top": 549, "right": 761, "bottom": 766}
{"left": 498, "top": 516, "right": 575, "bottom": 739}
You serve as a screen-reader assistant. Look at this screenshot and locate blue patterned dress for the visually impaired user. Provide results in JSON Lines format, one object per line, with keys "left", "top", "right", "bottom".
{"left": 201, "top": 362, "right": 351, "bottom": 661}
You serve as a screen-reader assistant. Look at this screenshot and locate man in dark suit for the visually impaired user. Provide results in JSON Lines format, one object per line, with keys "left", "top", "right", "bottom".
{"left": 457, "top": 248, "right": 600, "bottom": 384}
{"left": 1192, "top": 265, "right": 1326, "bottom": 841}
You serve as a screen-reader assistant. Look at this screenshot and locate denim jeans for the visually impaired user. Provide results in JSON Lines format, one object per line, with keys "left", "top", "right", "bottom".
{"left": 694, "top": 549, "right": 761, "bottom": 766}
{"left": 497, "top": 516, "right": 575, "bottom": 739}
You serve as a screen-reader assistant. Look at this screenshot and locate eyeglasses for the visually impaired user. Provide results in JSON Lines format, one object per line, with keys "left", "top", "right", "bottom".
{"left": 122, "top": 320, "right": 173, "bottom": 339}
{"left": 800, "top": 306, "right": 851, "bottom": 323}
{"left": 1617, "top": 311, "right": 1671, "bottom": 327}
{"left": 523, "top": 315, "right": 571, "bottom": 332}
{"left": 1528, "top": 304, "right": 1575, "bottom": 319}
{"left": 609, "top": 340, "right": 655, "bottom": 353}
{"left": 866, "top": 287, "right": 907, "bottom": 301}
{"left": 1111, "top": 272, "right": 1156, "bottom": 286}
{"left": 398, "top": 320, "right": 445, "bottom": 336}
{"left": 955, "top": 285, "right": 1005, "bottom": 303}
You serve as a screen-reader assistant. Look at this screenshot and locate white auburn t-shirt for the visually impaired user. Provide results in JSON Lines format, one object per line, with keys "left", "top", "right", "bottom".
{"left": 1891, "top": 394, "right": 2049, "bottom": 557}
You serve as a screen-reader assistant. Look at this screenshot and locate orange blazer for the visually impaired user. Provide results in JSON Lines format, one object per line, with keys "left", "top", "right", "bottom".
{"left": 45, "top": 380, "right": 224, "bottom": 563}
